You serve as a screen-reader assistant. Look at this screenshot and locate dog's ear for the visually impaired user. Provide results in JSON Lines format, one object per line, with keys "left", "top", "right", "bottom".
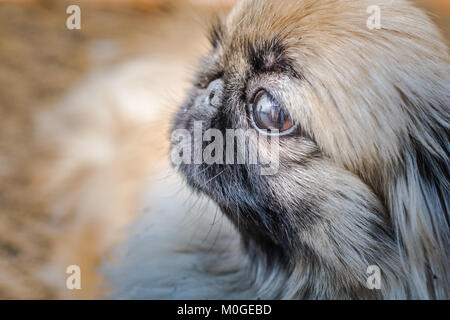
{"left": 388, "top": 93, "right": 449, "bottom": 299}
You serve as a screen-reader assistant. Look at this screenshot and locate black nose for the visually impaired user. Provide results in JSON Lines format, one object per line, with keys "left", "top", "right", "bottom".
{"left": 205, "top": 79, "right": 224, "bottom": 108}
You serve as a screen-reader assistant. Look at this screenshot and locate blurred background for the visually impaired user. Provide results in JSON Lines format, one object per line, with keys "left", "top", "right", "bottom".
{"left": 0, "top": 0, "right": 448, "bottom": 299}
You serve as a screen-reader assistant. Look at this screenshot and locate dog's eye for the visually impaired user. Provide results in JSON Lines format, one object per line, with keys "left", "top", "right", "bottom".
{"left": 250, "top": 90, "right": 295, "bottom": 135}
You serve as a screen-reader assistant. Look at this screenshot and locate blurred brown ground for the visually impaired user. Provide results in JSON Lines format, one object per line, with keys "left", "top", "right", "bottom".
{"left": 0, "top": 0, "right": 448, "bottom": 299}
{"left": 0, "top": 0, "right": 230, "bottom": 299}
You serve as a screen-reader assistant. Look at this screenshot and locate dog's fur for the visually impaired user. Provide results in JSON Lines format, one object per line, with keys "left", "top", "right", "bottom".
{"left": 150, "top": 0, "right": 450, "bottom": 299}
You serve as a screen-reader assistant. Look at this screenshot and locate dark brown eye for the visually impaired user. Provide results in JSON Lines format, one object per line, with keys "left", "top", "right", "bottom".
{"left": 250, "top": 90, "right": 295, "bottom": 135}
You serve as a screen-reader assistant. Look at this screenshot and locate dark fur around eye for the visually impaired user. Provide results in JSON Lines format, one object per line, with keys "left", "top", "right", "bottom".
{"left": 208, "top": 19, "right": 224, "bottom": 49}
{"left": 246, "top": 37, "right": 303, "bottom": 80}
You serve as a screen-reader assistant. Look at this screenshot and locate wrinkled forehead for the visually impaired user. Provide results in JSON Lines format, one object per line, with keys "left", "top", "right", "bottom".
{"left": 212, "top": 0, "right": 303, "bottom": 82}
{"left": 224, "top": 0, "right": 301, "bottom": 38}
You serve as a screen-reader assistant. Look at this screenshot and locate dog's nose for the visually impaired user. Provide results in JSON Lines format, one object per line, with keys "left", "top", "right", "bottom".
{"left": 204, "top": 79, "right": 224, "bottom": 108}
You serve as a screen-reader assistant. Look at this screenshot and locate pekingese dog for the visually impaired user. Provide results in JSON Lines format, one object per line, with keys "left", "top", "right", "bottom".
{"left": 4, "top": 0, "right": 448, "bottom": 301}
{"left": 157, "top": 0, "right": 450, "bottom": 299}
{"left": 105, "top": 0, "right": 450, "bottom": 300}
